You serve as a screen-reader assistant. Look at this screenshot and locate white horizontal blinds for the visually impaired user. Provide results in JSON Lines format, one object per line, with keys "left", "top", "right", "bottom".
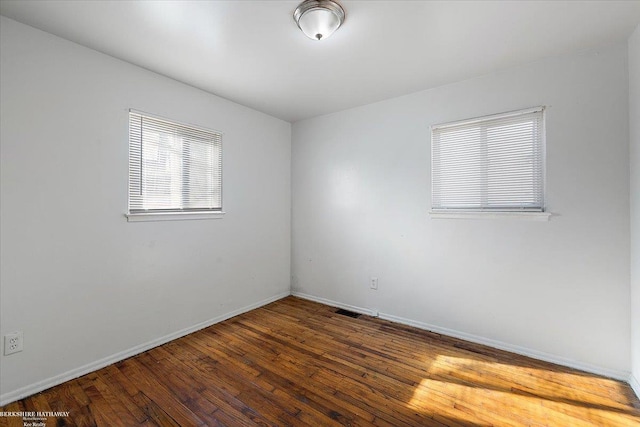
{"left": 128, "top": 111, "right": 222, "bottom": 213}
{"left": 432, "top": 108, "right": 544, "bottom": 211}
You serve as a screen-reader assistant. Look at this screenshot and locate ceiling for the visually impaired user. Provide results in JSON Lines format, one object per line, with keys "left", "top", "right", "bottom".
{"left": 1, "top": 1, "right": 639, "bottom": 123}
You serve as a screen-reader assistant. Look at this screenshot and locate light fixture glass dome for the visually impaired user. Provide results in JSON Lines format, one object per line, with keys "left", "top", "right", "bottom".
{"left": 294, "top": 0, "right": 345, "bottom": 41}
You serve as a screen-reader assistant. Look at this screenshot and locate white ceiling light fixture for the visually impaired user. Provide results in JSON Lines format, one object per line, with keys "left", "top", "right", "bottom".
{"left": 293, "top": 0, "right": 345, "bottom": 41}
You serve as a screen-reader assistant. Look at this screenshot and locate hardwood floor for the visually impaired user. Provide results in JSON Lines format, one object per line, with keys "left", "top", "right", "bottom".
{"left": 1, "top": 296, "right": 639, "bottom": 426}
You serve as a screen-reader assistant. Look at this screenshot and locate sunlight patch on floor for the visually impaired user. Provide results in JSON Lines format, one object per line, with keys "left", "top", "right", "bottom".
{"left": 421, "top": 354, "right": 637, "bottom": 410}
{"left": 408, "top": 375, "right": 639, "bottom": 426}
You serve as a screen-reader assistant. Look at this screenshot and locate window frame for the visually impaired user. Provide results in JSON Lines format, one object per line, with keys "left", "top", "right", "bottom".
{"left": 125, "top": 110, "right": 225, "bottom": 222}
{"left": 429, "top": 107, "right": 550, "bottom": 221}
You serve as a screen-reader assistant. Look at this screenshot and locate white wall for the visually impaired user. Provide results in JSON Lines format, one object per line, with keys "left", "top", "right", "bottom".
{"left": 292, "top": 44, "right": 631, "bottom": 377}
{"left": 630, "top": 24, "right": 640, "bottom": 396}
{"left": 0, "top": 17, "right": 291, "bottom": 402}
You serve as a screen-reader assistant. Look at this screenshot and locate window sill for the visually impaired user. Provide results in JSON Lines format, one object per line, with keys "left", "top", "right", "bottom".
{"left": 126, "top": 211, "right": 226, "bottom": 222}
{"left": 429, "top": 211, "right": 551, "bottom": 221}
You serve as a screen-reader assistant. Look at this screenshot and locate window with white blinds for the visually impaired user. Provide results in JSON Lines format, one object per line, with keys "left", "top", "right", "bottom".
{"left": 431, "top": 107, "right": 545, "bottom": 212}
{"left": 128, "top": 111, "right": 222, "bottom": 214}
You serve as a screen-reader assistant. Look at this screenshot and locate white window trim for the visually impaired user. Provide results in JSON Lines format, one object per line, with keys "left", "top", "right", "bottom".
{"left": 430, "top": 106, "right": 547, "bottom": 218}
{"left": 429, "top": 211, "right": 551, "bottom": 221}
{"left": 126, "top": 211, "right": 226, "bottom": 222}
{"left": 431, "top": 106, "right": 544, "bottom": 131}
{"left": 126, "top": 109, "right": 224, "bottom": 222}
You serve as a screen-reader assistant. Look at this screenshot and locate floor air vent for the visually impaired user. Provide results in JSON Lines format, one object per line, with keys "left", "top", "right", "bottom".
{"left": 335, "top": 308, "right": 361, "bottom": 318}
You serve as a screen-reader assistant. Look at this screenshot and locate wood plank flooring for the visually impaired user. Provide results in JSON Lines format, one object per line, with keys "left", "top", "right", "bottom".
{"left": 1, "top": 296, "right": 639, "bottom": 426}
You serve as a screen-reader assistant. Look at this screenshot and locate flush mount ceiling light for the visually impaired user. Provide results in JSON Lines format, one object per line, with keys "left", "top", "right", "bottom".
{"left": 293, "top": 0, "right": 345, "bottom": 41}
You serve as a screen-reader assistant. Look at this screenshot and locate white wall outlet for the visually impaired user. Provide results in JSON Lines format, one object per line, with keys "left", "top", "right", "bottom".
{"left": 4, "top": 331, "right": 23, "bottom": 355}
{"left": 370, "top": 277, "right": 378, "bottom": 290}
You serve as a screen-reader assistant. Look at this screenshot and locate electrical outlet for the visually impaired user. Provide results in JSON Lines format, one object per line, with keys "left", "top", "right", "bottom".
{"left": 370, "top": 277, "right": 378, "bottom": 290}
{"left": 4, "top": 331, "right": 23, "bottom": 355}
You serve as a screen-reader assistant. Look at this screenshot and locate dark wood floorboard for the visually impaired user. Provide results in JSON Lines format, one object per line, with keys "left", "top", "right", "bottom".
{"left": 1, "top": 296, "right": 639, "bottom": 426}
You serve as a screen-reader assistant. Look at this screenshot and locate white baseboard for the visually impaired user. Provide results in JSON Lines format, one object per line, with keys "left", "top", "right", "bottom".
{"left": 291, "top": 291, "right": 376, "bottom": 317}
{"left": 4, "top": 290, "right": 632, "bottom": 406}
{"left": 291, "top": 292, "right": 629, "bottom": 382}
{"left": 630, "top": 374, "right": 640, "bottom": 399}
{"left": 0, "top": 291, "right": 290, "bottom": 406}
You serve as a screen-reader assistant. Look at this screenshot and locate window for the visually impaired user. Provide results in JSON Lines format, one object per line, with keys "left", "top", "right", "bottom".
{"left": 431, "top": 107, "right": 545, "bottom": 216}
{"left": 127, "top": 111, "right": 222, "bottom": 220}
